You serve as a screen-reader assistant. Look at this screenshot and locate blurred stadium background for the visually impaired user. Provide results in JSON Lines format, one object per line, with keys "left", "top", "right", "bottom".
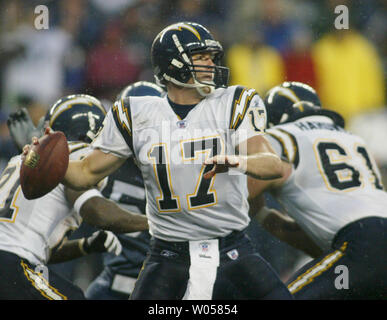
{"left": 0, "top": 0, "right": 386, "bottom": 292}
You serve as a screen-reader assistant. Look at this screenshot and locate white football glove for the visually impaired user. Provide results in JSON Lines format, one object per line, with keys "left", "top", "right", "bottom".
{"left": 83, "top": 230, "right": 122, "bottom": 256}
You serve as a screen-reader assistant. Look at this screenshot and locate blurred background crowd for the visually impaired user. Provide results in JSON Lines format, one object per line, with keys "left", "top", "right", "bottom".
{"left": 0, "top": 0, "right": 386, "bottom": 292}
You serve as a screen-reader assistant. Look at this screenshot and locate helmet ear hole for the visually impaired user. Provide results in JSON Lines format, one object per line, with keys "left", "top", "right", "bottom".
{"left": 167, "top": 62, "right": 191, "bottom": 83}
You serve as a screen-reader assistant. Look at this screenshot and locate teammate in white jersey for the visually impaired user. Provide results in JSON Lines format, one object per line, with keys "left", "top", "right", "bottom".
{"left": 24, "top": 22, "right": 292, "bottom": 299}
{"left": 249, "top": 81, "right": 387, "bottom": 299}
{"left": 1, "top": 95, "right": 148, "bottom": 300}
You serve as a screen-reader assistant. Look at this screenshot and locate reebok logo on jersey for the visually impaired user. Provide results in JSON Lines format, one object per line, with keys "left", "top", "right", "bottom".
{"left": 160, "top": 250, "right": 178, "bottom": 259}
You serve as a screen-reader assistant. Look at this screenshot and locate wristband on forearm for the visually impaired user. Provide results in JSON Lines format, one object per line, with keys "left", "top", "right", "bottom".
{"left": 73, "top": 189, "right": 103, "bottom": 214}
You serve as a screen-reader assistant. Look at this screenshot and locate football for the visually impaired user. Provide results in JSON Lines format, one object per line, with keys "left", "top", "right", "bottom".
{"left": 20, "top": 131, "right": 69, "bottom": 200}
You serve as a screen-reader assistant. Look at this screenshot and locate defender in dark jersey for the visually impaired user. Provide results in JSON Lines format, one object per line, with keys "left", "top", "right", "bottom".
{"left": 85, "top": 81, "right": 164, "bottom": 299}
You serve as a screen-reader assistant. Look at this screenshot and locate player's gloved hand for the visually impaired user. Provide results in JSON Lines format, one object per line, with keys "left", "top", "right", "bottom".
{"left": 83, "top": 230, "right": 122, "bottom": 256}
{"left": 7, "top": 108, "right": 45, "bottom": 152}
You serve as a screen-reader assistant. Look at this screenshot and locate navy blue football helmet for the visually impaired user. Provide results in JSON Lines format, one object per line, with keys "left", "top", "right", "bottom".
{"left": 264, "top": 82, "right": 321, "bottom": 127}
{"left": 264, "top": 81, "right": 344, "bottom": 128}
{"left": 116, "top": 81, "right": 165, "bottom": 100}
{"left": 45, "top": 94, "right": 106, "bottom": 143}
{"left": 151, "top": 22, "right": 229, "bottom": 96}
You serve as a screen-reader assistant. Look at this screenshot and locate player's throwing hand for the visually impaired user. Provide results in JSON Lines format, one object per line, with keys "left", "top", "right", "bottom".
{"left": 203, "top": 155, "right": 242, "bottom": 179}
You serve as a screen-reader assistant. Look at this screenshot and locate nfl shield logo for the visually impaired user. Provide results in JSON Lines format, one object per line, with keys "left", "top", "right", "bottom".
{"left": 176, "top": 120, "right": 187, "bottom": 128}
{"left": 226, "top": 249, "right": 239, "bottom": 260}
{"left": 199, "top": 242, "right": 210, "bottom": 252}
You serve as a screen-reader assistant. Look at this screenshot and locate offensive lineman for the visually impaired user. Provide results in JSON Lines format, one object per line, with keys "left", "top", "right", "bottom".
{"left": 249, "top": 81, "right": 387, "bottom": 299}
{"left": 1, "top": 95, "right": 148, "bottom": 299}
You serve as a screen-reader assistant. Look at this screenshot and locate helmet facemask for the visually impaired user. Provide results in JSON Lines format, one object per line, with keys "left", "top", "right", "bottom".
{"left": 188, "top": 49, "right": 229, "bottom": 96}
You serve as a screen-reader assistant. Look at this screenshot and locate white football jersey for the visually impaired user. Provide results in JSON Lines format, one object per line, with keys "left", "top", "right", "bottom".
{"left": 0, "top": 142, "right": 93, "bottom": 265}
{"left": 92, "top": 85, "right": 266, "bottom": 241}
{"left": 266, "top": 115, "right": 387, "bottom": 251}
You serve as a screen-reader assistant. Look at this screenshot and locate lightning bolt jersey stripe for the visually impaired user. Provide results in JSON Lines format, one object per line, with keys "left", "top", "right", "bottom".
{"left": 266, "top": 128, "right": 300, "bottom": 168}
{"left": 229, "top": 86, "right": 258, "bottom": 131}
{"left": 112, "top": 97, "right": 134, "bottom": 154}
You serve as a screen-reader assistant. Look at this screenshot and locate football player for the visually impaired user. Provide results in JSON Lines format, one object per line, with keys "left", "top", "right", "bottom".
{"left": 85, "top": 81, "right": 164, "bottom": 300}
{"left": 1, "top": 95, "right": 148, "bottom": 299}
{"left": 25, "top": 22, "right": 292, "bottom": 299}
{"left": 249, "top": 81, "right": 387, "bottom": 299}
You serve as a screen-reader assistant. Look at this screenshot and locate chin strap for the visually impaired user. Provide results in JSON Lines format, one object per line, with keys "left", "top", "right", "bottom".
{"left": 195, "top": 83, "right": 214, "bottom": 97}
{"left": 162, "top": 73, "right": 215, "bottom": 97}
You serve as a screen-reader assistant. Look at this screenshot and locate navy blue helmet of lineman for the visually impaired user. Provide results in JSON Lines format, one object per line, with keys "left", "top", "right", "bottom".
{"left": 264, "top": 81, "right": 344, "bottom": 128}
{"left": 151, "top": 22, "right": 229, "bottom": 96}
{"left": 116, "top": 81, "right": 165, "bottom": 100}
{"left": 44, "top": 94, "right": 107, "bottom": 143}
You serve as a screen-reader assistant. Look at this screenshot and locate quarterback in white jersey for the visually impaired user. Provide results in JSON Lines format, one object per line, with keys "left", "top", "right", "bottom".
{"left": 1, "top": 95, "right": 148, "bottom": 300}
{"left": 58, "top": 22, "right": 292, "bottom": 300}
{"left": 93, "top": 85, "right": 267, "bottom": 242}
{"left": 250, "top": 81, "right": 387, "bottom": 299}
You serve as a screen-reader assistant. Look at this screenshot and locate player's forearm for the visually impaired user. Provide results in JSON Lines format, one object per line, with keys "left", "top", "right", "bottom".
{"left": 48, "top": 239, "right": 85, "bottom": 264}
{"left": 63, "top": 150, "right": 125, "bottom": 191}
{"left": 81, "top": 197, "right": 149, "bottom": 233}
{"left": 63, "top": 159, "right": 100, "bottom": 190}
{"left": 240, "top": 152, "right": 283, "bottom": 180}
